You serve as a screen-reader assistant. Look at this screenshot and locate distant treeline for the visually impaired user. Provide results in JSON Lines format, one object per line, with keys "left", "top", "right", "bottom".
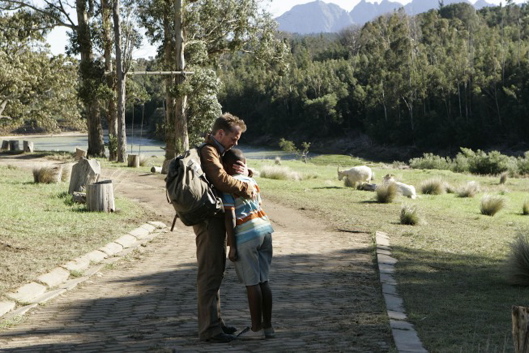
{"left": 218, "top": 2, "right": 529, "bottom": 155}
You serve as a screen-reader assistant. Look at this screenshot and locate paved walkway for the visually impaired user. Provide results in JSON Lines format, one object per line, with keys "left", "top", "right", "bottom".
{"left": 0, "top": 164, "right": 426, "bottom": 352}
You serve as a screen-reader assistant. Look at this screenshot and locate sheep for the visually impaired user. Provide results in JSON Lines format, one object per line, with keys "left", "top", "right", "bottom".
{"left": 383, "top": 174, "right": 417, "bottom": 199}
{"left": 337, "top": 165, "right": 373, "bottom": 188}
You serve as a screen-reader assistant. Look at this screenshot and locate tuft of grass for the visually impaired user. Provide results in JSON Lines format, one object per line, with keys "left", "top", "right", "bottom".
{"left": 400, "top": 204, "right": 421, "bottom": 225}
{"left": 32, "top": 165, "right": 62, "bottom": 184}
{"left": 499, "top": 171, "right": 508, "bottom": 185}
{"left": 505, "top": 233, "right": 529, "bottom": 286}
{"left": 523, "top": 200, "right": 529, "bottom": 215}
{"left": 420, "top": 177, "right": 446, "bottom": 195}
{"left": 259, "top": 165, "right": 302, "bottom": 181}
{"left": 376, "top": 183, "right": 397, "bottom": 203}
{"left": 480, "top": 194, "right": 506, "bottom": 216}
{"left": 456, "top": 181, "right": 480, "bottom": 198}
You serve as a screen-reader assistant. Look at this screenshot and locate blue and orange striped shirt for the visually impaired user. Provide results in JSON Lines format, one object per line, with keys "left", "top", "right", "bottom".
{"left": 221, "top": 175, "right": 274, "bottom": 245}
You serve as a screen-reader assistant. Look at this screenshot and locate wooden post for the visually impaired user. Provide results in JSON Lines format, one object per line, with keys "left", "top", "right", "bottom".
{"left": 86, "top": 180, "right": 115, "bottom": 212}
{"left": 512, "top": 305, "right": 529, "bottom": 353}
{"left": 9, "top": 140, "right": 20, "bottom": 151}
{"left": 1, "top": 140, "right": 8, "bottom": 150}
{"left": 23, "top": 141, "right": 34, "bottom": 153}
{"left": 68, "top": 158, "right": 101, "bottom": 194}
{"left": 127, "top": 154, "right": 140, "bottom": 168}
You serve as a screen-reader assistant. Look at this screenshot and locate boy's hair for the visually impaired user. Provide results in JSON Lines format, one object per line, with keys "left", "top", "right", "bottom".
{"left": 223, "top": 148, "right": 246, "bottom": 166}
{"left": 212, "top": 112, "right": 247, "bottom": 134}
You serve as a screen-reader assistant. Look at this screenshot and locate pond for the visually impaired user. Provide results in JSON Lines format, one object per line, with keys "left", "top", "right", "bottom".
{"left": 0, "top": 132, "right": 296, "bottom": 160}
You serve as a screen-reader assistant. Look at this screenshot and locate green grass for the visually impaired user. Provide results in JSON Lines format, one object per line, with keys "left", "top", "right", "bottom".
{"left": 248, "top": 156, "right": 529, "bottom": 353}
{"left": 0, "top": 163, "right": 154, "bottom": 294}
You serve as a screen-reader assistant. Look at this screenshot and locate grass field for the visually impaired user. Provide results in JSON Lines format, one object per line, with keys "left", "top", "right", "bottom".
{"left": 249, "top": 155, "right": 529, "bottom": 353}
{"left": 0, "top": 159, "right": 156, "bottom": 295}
{"left": 2, "top": 150, "right": 529, "bottom": 352}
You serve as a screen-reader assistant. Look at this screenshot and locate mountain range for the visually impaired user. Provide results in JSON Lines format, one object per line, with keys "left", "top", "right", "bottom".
{"left": 276, "top": 0, "right": 498, "bottom": 34}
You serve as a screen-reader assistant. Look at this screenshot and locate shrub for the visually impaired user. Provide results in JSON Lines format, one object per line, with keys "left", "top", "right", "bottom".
{"left": 400, "top": 204, "right": 420, "bottom": 225}
{"left": 376, "top": 183, "right": 397, "bottom": 203}
{"left": 259, "top": 165, "right": 301, "bottom": 181}
{"left": 467, "top": 150, "right": 511, "bottom": 175}
{"left": 409, "top": 153, "right": 451, "bottom": 170}
{"left": 523, "top": 200, "right": 529, "bottom": 215}
{"left": 420, "top": 178, "right": 446, "bottom": 195}
{"left": 517, "top": 152, "right": 529, "bottom": 175}
{"left": 499, "top": 172, "right": 508, "bottom": 185}
{"left": 480, "top": 194, "right": 506, "bottom": 216}
{"left": 505, "top": 233, "right": 529, "bottom": 286}
{"left": 456, "top": 181, "right": 480, "bottom": 198}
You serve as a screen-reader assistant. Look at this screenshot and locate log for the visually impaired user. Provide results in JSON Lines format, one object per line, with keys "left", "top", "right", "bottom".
{"left": 23, "top": 141, "right": 34, "bottom": 153}
{"left": 75, "top": 148, "right": 87, "bottom": 161}
{"left": 127, "top": 154, "right": 140, "bottom": 168}
{"left": 68, "top": 158, "right": 101, "bottom": 194}
{"left": 86, "top": 180, "right": 115, "bottom": 212}
{"left": 150, "top": 166, "right": 162, "bottom": 173}
{"left": 512, "top": 305, "right": 529, "bottom": 353}
{"left": 9, "top": 140, "right": 20, "bottom": 151}
{"left": 1, "top": 140, "right": 8, "bottom": 150}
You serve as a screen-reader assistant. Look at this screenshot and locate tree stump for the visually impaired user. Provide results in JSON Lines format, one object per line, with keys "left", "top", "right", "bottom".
{"left": 68, "top": 158, "right": 101, "bottom": 194}
{"left": 75, "top": 148, "right": 87, "bottom": 161}
{"left": 513, "top": 305, "right": 529, "bottom": 353}
{"left": 150, "top": 166, "right": 162, "bottom": 173}
{"left": 86, "top": 180, "right": 115, "bottom": 212}
{"left": 1, "top": 140, "right": 9, "bottom": 150}
{"left": 127, "top": 154, "right": 140, "bottom": 168}
{"left": 23, "top": 141, "right": 34, "bottom": 153}
{"left": 161, "top": 159, "right": 172, "bottom": 175}
{"left": 9, "top": 140, "right": 20, "bottom": 151}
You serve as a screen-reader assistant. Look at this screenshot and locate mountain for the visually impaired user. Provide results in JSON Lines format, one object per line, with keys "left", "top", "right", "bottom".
{"left": 276, "top": 0, "right": 497, "bottom": 34}
{"left": 276, "top": 0, "right": 354, "bottom": 34}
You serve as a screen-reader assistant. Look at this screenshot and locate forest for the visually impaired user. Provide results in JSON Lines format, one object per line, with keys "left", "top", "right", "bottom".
{"left": 1, "top": 1, "right": 529, "bottom": 162}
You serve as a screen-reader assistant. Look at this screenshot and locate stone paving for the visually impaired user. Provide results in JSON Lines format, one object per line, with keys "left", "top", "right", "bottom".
{"left": 0, "top": 164, "right": 427, "bottom": 353}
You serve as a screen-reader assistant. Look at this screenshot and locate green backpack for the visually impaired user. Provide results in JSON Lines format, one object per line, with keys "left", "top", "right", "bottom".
{"left": 165, "top": 144, "right": 222, "bottom": 229}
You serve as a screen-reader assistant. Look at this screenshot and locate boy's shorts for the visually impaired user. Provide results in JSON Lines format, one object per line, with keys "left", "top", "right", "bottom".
{"left": 233, "top": 233, "right": 273, "bottom": 286}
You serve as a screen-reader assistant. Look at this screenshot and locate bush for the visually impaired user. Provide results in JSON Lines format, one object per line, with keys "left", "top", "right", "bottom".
{"left": 523, "top": 200, "right": 529, "bottom": 215}
{"left": 480, "top": 194, "right": 506, "bottom": 216}
{"left": 376, "top": 183, "right": 397, "bottom": 203}
{"left": 467, "top": 150, "right": 512, "bottom": 175}
{"left": 420, "top": 178, "right": 446, "bottom": 195}
{"left": 409, "top": 153, "right": 451, "bottom": 170}
{"left": 400, "top": 204, "right": 420, "bottom": 225}
{"left": 32, "top": 165, "right": 63, "bottom": 184}
{"left": 505, "top": 233, "right": 529, "bottom": 286}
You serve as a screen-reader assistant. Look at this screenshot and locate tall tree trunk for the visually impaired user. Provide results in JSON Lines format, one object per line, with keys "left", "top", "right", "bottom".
{"left": 174, "top": 0, "right": 188, "bottom": 155}
{"left": 163, "top": 0, "right": 177, "bottom": 162}
{"left": 76, "top": 0, "right": 105, "bottom": 158}
{"left": 113, "top": 0, "right": 127, "bottom": 163}
{"left": 102, "top": 0, "right": 118, "bottom": 161}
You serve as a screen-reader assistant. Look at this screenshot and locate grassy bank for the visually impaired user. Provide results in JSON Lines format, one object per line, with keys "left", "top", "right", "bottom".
{"left": 0, "top": 161, "right": 155, "bottom": 294}
{"left": 249, "top": 155, "right": 529, "bottom": 353}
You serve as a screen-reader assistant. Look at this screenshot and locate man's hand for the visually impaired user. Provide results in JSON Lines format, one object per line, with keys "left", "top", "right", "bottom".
{"left": 229, "top": 246, "right": 238, "bottom": 262}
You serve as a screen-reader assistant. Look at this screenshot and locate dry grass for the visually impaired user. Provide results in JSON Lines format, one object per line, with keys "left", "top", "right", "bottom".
{"left": 32, "top": 165, "right": 63, "bottom": 184}
{"left": 376, "top": 183, "right": 397, "bottom": 203}
{"left": 505, "top": 233, "right": 529, "bottom": 285}
{"left": 420, "top": 177, "right": 446, "bottom": 195}
{"left": 480, "top": 194, "right": 507, "bottom": 216}
{"left": 400, "top": 204, "right": 421, "bottom": 225}
{"left": 456, "top": 180, "right": 480, "bottom": 198}
{"left": 259, "top": 165, "right": 302, "bottom": 181}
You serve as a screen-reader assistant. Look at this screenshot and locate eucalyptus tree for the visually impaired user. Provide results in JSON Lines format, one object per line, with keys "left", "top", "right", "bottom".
{"left": 137, "top": 0, "right": 287, "bottom": 162}
{"left": 0, "top": 10, "right": 80, "bottom": 132}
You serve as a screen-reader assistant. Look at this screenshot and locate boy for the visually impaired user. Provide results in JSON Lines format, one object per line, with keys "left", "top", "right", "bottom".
{"left": 221, "top": 148, "right": 275, "bottom": 340}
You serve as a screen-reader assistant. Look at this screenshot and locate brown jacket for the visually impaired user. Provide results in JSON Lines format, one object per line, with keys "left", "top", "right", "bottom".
{"left": 200, "top": 137, "right": 252, "bottom": 199}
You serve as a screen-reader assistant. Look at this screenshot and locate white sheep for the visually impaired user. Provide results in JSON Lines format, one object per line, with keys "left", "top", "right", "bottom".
{"left": 337, "top": 165, "right": 373, "bottom": 188}
{"left": 383, "top": 174, "right": 417, "bottom": 199}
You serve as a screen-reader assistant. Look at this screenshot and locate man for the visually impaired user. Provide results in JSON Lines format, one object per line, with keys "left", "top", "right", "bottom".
{"left": 193, "top": 112, "right": 255, "bottom": 343}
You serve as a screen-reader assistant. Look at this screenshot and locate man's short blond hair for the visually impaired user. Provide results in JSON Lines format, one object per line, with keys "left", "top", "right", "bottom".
{"left": 212, "top": 112, "right": 247, "bottom": 134}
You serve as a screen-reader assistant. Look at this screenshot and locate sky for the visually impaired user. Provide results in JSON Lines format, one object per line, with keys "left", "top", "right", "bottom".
{"left": 46, "top": 0, "right": 520, "bottom": 58}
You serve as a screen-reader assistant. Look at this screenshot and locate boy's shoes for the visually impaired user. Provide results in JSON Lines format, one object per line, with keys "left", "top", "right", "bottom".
{"left": 264, "top": 327, "right": 276, "bottom": 338}
{"left": 238, "top": 326, "right": 265, "bottom": 340}
{"left": 206, "top": 332, "right": 236, "bottom": 343}
{"left": 222, "top": 325, "right": 238, "bottom": 334}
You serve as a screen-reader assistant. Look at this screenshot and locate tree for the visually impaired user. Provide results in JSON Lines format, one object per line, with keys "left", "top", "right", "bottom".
{"left": 138, "top": 0, "right": 287, "bottom": 164}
